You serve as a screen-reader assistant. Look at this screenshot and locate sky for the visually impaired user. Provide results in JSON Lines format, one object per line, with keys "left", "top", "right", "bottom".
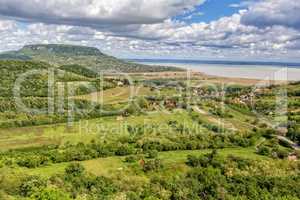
{"left": 0, "top": 0, "right": 300, "bottom": 62}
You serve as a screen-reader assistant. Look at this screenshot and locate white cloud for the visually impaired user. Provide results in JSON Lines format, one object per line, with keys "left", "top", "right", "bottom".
{"left": 0, "top": 0, "right": 299, "bottom": 61}
{"left": 0, "top": 0, "right": 204, "bottom": 27}
{"left": 241, "top": 0, "right": 300, "bottom": 30}
{"left": 0, "top": 19, "right": 16, "bottom": 31}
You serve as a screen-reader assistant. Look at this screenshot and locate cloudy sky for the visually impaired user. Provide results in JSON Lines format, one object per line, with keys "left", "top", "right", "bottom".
{"left": 0, "top": 0, "right": 300, "bottom": 61}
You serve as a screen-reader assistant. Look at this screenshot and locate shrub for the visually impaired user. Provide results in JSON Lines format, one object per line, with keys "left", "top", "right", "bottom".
{"left": 125, "top": 155, "right": 139, "bottom": 163}
{"left": 227, "top": 155, "right": 252, "bottom": 170}
{"left": 276, "top": 149, "right": 290, "bottom": 159}
{"left": 143, "top": 159, "right": 163, "bottom": 172}
{"left": 32, "top": 188, "right": 71, "bottom": 200}
{"left": 115, "top": 144, "right": 135, "bottom": 156}
{"left": 257, "top": 146, "right": 271, "bottom": 156}
{"left": 146, "top": 150, "right": 158, "bottom": 159}
{"left": 261, "top": 128, "right": 276, "bottom": 139}
{"left": 278, "top": 139, "right": 293, "bottom": 148}
{"left": 186, "top": 150, "right": 221, "bottom": 168}
{"left": 88, "top": 176, "right": 117, "bottom": 198}
{"left": 16, "top": 155, "right": 49, "bottom": 168}
{"left": 126, "top": 191, "right": 140, "bottom": 200}
{"left": 65, "top": 163, "right": 85, "bottom": 177}
{"left": 19, "top": 176, "right": 47, "bottom": 197}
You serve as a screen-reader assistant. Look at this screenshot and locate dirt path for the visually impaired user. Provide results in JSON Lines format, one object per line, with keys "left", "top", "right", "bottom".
{"left": 192, "top": 106, "right": 237, "bottom": 131}
{"left": 277, "top": 135, "right": 300, "bottom": 150}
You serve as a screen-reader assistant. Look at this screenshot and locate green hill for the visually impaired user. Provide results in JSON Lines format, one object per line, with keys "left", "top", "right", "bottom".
{"left": 0, "top": 44, "right": 183, "bottom": 73}
{"left": 0, "top": 60, "right": 92, "bottom": 97}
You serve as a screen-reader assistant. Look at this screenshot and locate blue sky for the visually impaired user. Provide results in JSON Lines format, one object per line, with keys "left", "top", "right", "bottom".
{"left": 175, "top": 0, "right": 243, "bottom": 23}
{"left": 0, "top": 0, "right": 299, "bottom": 61}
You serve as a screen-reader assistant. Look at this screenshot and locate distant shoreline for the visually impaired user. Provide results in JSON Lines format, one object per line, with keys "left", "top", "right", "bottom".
{"left": 129, "top": 59, "right": 300, "bottom": 81}
{"left": 128, "top": 59, "right": 300, "bottom": 69}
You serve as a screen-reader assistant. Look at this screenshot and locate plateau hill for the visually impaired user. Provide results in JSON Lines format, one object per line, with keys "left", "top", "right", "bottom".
{"left": 0, "top": 44, "right": 183, "bottom": 73}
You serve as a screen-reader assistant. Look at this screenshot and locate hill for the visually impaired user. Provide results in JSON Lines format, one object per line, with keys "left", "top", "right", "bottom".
{"left": 0, "top": 44, "right": 183, "bottom": 73}
{"left": 0, "top": 60, "right": 93, "bottom": 97}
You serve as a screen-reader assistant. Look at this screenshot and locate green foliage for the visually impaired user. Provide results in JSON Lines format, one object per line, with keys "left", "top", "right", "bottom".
{"left": 143, "top": 159, "right": 163, "bottom": 172}
{"left": 0, "top": 60, "right": 48, "bottom": 97}
{"left": 62, "top": 163, "right": 117, "bottom": 199}
{"left": 124, "top": 155, "right": 139, "bottom": 163}
{"left": 17, "top": 155, "right": 49, "bottom": 168}
{"left": 187, "top": 167, "right": 227, "bottom": 200}
{"left": 115, "top": 144, "right": 135, "bottom": 156}
{"left": 65, "top": 163, "right": 85, "bottom": 177}
{"left": 276, "top": 148, "right": 290, "bottom": 159}
{"left": 261, "top": 128, "right": 276, "bottom": 139}
{"left": 32, "top": 188, "right": 71, "bottom": 200}
{"left": 0, "top": 59, "right": 299, "bottom": 200}
{"left": 123, "top": 103, "right": 141, "bottom": 116}
{"left": 186, "top": 150, "right": 223, "bottom": 169}
{"left": 209, "top": 106, "right": 233, "bottom": 118}
{"left": 146, "top": 150, "right": 159, "bottom": 159}
{"left": 60, "top": 64, "right": 97, "bottom": 78}
{"left": 287, "top": 123, "right": 300, "bottom": 144}
{"left": 137, "top": 97, "right": 150, "bottom": 110}
{"left": 19, "top": 176, "right": 47, "bottom": 197}
{"left": 257, "top": 145, "right": 272, "bottom": 156}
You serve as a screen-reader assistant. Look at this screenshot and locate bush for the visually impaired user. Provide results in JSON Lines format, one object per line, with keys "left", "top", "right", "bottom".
{"left": 186, "top": 150, "right": 221, "bottom": 168}
{"left": 146, "top": 150, "right": 158, "bottom": 159}
{"left": 276, "top": 149, "right": 290, "bottom": 159}
{"left": 65, "top": 163, "right": 85, "bottom": 177}
{"left": 88, "top": 176, "right": 117, "bottom": 198}
{"left": 257, "top": 146, "right": 271, "bottom": 156}
{"left": 126, "top": 191, "right": 140, "bottom": 200}
{"left": 115, "top": 144, "right": 135, "bottom": 156}
{"left": 143, "top": 159, "right": 163, "bottom": 172}
{"left": 227, "top": 155, "right": 252, "bottom": 170}
{"left": 32, "top": 188, "right": 71, "bottom": 200}
{"left": 278, "top": 139, "right": 293, "bottom": 148}
{"left": 19, "top": 176, "right": 47, "bottom": 197}
{"left": 261, "top": 128, "right": 276, "bottom": 139}
{"left": 125, "top": 155, "right": 139, "bottom": 163}
{"left": 187, "top": 155, "right": 207, "bottom": 167}
{"left": 17, "top": 155, "right": 49, "bottom": 168}
{"left": 137, "top": 97, "right": 149, "bottom": 110}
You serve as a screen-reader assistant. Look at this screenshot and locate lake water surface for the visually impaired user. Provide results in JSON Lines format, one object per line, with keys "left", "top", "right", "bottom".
{"left": 134, "top": 60, "right": 300, "bottom": 81}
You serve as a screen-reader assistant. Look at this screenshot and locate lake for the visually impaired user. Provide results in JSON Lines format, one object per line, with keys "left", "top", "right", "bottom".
{"left": 131, "top": 59, "right": 300, "bottom": 81}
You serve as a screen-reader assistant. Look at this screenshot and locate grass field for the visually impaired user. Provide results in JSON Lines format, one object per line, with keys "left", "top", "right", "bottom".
{"left": 0, "top": 110, "right": 198, "bottom": 150}
{"left": 73, "top": 86, "right": 152, "bottom": 104}
{"left": 5, "top": 148, "right": 258, "bottom": 178}
{"left": 7, "top": 147, "right": 296, "bottom": 180}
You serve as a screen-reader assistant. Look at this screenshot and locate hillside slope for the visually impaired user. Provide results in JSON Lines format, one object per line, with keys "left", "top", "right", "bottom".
{"left": 0, "top": 60, "right": 92, "bottom": 97}
{"left": 0, "top": 44, "right": 183, "bottom": 73}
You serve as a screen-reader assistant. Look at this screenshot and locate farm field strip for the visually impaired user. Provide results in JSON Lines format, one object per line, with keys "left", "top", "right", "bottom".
{"left": 10, "top": 147, "right": 264, "bottom": 178}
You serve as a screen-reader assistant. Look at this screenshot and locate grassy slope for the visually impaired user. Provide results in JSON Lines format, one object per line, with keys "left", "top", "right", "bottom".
{"left": 0, "top": 110, "right": 195, "bottom": 150}
{"left": 73, "top": 86, "right": 152, "bottom": 104}
{"left": 0, "top": 60, "right": 91, "bottom": 97}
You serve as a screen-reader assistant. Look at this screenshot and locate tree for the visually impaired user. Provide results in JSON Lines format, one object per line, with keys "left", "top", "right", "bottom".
{"left": 186, "top": 167, "right": 227, "bottom": 200}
